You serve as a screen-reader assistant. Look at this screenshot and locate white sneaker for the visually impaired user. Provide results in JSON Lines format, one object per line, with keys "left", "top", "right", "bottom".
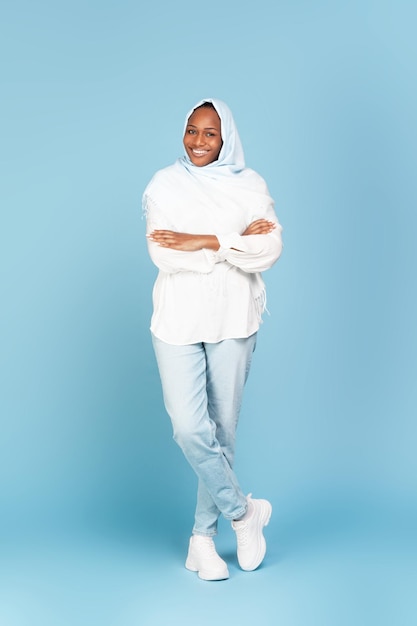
{"left": 185, "top": 535, "right": 229, "bottom": 581}
{"left": 231, "top": 494, "right": 272, "bottom": 571}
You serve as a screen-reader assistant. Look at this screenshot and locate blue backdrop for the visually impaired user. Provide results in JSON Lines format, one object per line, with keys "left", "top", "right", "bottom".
{"left": 1, "top": 1, "right": 416, "bottom": 624}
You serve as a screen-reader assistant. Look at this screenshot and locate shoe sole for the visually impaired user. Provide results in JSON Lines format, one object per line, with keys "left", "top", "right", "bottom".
{"left": 185, "top": 558, "right": 229, "bottom": 581}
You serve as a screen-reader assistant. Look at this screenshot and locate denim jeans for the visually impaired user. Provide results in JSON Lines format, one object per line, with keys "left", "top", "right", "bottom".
{"left": 151, "top": 332, "right": 257, "bottom": 536}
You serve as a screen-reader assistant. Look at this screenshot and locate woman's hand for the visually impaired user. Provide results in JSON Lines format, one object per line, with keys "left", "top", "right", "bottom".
{"left": 242, "top": 219, "right": 276, "bottom": 236}
{"left": 147, "top": 231, "right": 220, "bottom": 251}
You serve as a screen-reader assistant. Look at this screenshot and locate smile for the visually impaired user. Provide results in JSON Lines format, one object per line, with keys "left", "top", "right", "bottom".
{"left": 191, "top": 149, "right": 209, "bottom": 156}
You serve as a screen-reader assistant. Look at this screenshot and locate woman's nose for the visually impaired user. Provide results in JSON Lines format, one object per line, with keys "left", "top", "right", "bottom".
{"left": 195, "top": 132, "right": 206, "bottom": 145}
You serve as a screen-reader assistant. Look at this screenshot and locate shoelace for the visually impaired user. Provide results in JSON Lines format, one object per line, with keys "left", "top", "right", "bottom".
{"left": 198, "top": 537, "right": 218, "bottom": 556}
{"left": 234, "top": 520, "right": 249, "bottom": 546}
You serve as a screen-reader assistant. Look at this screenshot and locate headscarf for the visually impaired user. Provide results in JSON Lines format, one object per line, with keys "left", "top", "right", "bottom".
{"left": 143, "top": 98, "right": 274, "bottom": 232}
{"left": 180, "top": 98, "right": 245, "bottom": 176}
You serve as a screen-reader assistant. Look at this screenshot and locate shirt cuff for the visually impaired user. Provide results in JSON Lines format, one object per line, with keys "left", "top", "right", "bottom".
{"left": 216, "top": 232, "right": 243, "bottom": 252}
{"left": 202, "top": 248, "right": 218, "bottom": 266}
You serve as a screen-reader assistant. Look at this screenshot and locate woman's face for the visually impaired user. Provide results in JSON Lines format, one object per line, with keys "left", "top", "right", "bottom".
{"left": 183, "top": 107, "right": 223, "bottom": 167}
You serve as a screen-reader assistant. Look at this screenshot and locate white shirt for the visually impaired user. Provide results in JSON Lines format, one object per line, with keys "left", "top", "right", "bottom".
{"left": 145, "top": 197, "right": 283, "bottom": 345}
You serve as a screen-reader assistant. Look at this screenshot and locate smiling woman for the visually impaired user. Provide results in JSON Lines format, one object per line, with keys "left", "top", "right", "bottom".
{"left": 142, "top": 98, "right": 283, "bottom": 581}
{"left": 183, "top": 103, "right": 223, "bottom": 167}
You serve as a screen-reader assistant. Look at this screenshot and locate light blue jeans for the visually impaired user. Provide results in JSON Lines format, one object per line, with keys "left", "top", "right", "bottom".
{"left": 152, "top": 332, "right": 257, "bottom": 536}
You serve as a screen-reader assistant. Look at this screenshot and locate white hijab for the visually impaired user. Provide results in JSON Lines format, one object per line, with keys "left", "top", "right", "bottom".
{"left": 143, "top": 98, "right": 274, "bottom": 232}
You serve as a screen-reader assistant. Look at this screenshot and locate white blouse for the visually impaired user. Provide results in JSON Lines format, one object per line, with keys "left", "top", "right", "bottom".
{"left": 145, "top": 197, "right": 283, "bottom": 345}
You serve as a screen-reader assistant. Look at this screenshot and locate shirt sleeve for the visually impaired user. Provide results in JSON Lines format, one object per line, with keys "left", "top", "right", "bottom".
{"left": 216, "top": 207, "right": 283, "bottom": 273}
{"left": 145, "top": 195, "right": 219, "bottom": 275}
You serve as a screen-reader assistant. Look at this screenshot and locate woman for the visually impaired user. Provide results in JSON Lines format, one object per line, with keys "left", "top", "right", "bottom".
{"left": 143, "top": 98, "right": 283, "bottom": 580}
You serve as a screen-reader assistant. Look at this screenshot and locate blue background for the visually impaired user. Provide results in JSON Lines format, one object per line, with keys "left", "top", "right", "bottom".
{"left": 1, "top": 0, "right": 416, "bottom": 624}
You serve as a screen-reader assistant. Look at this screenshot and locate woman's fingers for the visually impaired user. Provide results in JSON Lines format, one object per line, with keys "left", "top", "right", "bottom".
{"left": 242, "top": 220, "right": 276, "bottom": 235}
{"left": 147, "top": 230, "right": 172, "bottom": 237}
{"left": 147, "top": 231, "right": 203, "bottom": 251}
{"left": 147, "top": 230, "right": 177, "bottom": 244}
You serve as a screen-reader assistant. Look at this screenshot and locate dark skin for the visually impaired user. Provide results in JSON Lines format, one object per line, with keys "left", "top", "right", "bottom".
{"left": 147, "top": 107, "right": 276, "bottom": 251}
{"left": 147, "top": 220, "right": 276, "bottom": 251}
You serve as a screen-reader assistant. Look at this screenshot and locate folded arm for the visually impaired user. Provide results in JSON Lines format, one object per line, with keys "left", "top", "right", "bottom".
{"left": 217, "top": 219, "right": 283, "bottom": 273}
{"left": 147, "top": 219, "right": 281, "bottom": 274}
{"left": 145, "top": 193, "right": 282, "bottom": 274}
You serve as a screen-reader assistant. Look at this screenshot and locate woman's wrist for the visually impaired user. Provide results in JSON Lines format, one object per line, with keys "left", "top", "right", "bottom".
{"left": 200, "top": 235, "right": 220, "bottom": 251}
